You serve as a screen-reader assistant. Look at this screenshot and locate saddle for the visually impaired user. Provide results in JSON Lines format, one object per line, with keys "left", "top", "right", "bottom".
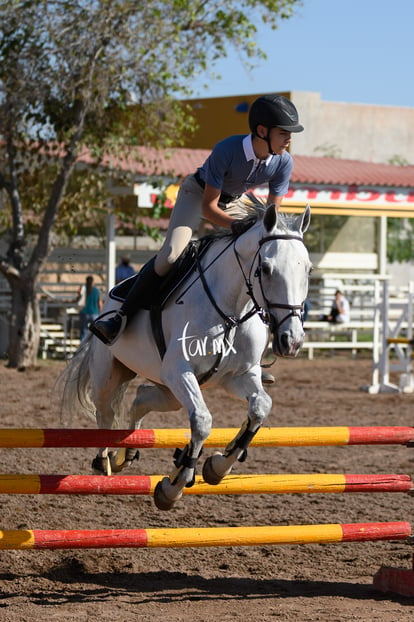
{"left": 110, "top": 236, "right": 215, "bottom": 307}
{"left": 109, "top": 235, "right": 218, "bottom": 359}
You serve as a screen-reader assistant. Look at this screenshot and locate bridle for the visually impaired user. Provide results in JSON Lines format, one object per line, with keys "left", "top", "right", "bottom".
{"left": 195, "top": 231, "right": 306, "bottom": 331}
{"left": 234, "top": 232, "right": 306, "bottom": 333}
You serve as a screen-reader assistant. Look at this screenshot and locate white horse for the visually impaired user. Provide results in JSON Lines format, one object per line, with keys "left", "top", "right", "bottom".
{"left": 59, "top": 203, "right": 311, "bottom": 510}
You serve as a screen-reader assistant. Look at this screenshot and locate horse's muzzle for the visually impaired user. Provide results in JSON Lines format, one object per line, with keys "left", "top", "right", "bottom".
{"left": 271, "top": 327, "right": 305, "bottom": 358}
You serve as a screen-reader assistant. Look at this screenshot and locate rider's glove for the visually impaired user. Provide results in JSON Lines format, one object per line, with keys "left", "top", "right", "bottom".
{"left": 231, "top": 214, "right": 257, "bottom": 237}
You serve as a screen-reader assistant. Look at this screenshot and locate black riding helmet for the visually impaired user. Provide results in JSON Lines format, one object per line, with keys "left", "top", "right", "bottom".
{"left": 249, "top": 94, "right": 304, "bottom": 154}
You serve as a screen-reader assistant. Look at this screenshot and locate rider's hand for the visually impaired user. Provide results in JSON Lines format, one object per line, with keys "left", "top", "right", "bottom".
{"left": 231, "top": 215, "right": 257, "bottom": 236}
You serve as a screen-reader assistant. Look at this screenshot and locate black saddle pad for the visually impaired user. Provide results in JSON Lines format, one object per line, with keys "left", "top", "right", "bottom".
{"left": 110, "top": 275, "right": 138, "bottom": 302}
{"left": 109, "top": 236, "right": 216, "bottom": 307}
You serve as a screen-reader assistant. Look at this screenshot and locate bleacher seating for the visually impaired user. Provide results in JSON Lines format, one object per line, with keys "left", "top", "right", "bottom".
{"left": 299, "top": 272, "right": 383, "bottom": 359}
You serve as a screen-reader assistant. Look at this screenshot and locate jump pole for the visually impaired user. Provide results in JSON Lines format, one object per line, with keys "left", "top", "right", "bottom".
{"left": 1, "top": 473, "right": 412, "bottom": 495}
{"left": 1, "top": 426, "right": 414, "bottom": 448}
{"left": 387, "top": 337, "right": 414, "bottom": 346}
{"left": 0, "top": 522, "right": 410, "bottom": 550}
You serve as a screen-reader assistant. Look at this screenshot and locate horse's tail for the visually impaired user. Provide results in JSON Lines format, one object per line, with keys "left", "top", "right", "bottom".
{"left": 56, "top": 334, "right": 96, "bottom": 424}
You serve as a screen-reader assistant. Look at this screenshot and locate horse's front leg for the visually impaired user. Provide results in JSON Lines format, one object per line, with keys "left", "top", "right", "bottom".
{"left": 202, "top": 367, "right": 272, "bottom": 485}
{"left": 154, "top": 368, "right": 212, "bottom": 511}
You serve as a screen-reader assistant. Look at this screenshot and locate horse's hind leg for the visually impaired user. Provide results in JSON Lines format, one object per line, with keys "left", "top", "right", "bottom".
{"left": 202, "top": 371, "right": 272, "bottom": 484}
{"left": 130, "top": 383, "right": 182, "bottom": 426}
{"left": 109, "top": 383, "right": 181, "bottom": 473}
{"left": 91, "top": 353, "right": 136, "bottom": 475}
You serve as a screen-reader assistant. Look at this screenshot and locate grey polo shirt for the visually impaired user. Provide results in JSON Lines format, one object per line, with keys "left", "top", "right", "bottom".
{"left": 197, "top": 134, "right": 293, "bottom": 198}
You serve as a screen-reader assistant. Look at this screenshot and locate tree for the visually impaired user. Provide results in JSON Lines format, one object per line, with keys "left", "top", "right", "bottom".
{"left": 0, "top": 0, "right": 301, "bottom": 369}
{"left": 386, "top": 156, "right": 413, "bottom": 263}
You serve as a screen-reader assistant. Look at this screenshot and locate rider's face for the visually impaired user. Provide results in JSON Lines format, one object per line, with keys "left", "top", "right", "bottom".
{"left": 268, "top": 127, "right": 292, "bottom": 154}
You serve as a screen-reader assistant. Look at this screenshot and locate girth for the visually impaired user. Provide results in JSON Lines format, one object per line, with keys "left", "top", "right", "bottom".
{"left": 147, "top": 237, "right": 216, "bottom": 362}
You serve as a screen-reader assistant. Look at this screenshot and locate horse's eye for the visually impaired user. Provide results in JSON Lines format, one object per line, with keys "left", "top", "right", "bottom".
{"left": 261, "top": 262, "right": 272, "bottom": 276}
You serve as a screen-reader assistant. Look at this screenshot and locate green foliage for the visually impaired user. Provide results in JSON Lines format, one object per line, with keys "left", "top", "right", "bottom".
{"left": 304, "top": 215, "right": 349, "bottom": 254}
{"left": 385, "top": 157, "right": 413, "bottom": 261}
{"left": 0, "top": 0, "right": 302, "bottom": 252}
{"left": 388, "top": 154, "right": 410, "bottom": 166}
{"left": 313, "top": 143, "right": 343, "bottom": 159}
{"left": 387, "top": 218, "right": 414, "bottom": 263}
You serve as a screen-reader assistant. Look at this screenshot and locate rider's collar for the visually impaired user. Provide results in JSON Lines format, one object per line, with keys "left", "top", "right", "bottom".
{"left": 243, "top": 135, "right": 273, "bottom": 167}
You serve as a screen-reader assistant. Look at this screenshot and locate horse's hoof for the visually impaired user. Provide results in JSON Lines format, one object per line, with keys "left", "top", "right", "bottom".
{"left": 202, "top": 454, "right": 231, "bottom": 485}
{"left": 92, "top": 455, "right": 109, "bottom": 475}
{"left": 153, "top": 478, "right": 182, "bottom": 511}
{"left": 108, "top": 449, "right": 140, "bottom": 473}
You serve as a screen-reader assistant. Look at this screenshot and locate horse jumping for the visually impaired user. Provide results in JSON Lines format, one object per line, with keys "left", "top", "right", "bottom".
{"left": 59, "top": 203, "right": 312, "bottom": 510}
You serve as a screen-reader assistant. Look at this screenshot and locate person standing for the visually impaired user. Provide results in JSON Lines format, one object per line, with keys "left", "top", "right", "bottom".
{"left": 115, "top": 256, "right": 136, "bottom": 283}
{"left": 76, "top": 275, "right": 102, "bottom": 340}
{"left": 91, "top": 93, "right": 304, "bottom": 346}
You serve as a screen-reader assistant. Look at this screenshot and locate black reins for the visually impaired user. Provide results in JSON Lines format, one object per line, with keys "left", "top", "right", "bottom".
{"left": 194, "top": 240, "right": 260, "bottom": 384}
{"left": 195, "top": 239, "right": 263, "bottom": 331}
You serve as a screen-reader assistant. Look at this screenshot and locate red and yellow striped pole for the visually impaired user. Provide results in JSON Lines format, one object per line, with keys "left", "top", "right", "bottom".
{"left": 0, "top": 426, "right": 413, "bottom": 448}
{"left": 0, "top": 522, "right": 410, "bottom": 550}
{"left": 0, "top": 473, "right": 412, "bottom": 495}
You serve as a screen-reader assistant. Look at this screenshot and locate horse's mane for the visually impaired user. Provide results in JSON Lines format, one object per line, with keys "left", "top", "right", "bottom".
{"left": 243, "top": 193, "right": 301, "bottom": 230}
{"left": 205, "top": 193, "right": 299, "bottom": 243}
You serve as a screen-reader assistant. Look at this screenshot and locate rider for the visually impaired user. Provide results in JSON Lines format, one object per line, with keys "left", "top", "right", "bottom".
{"left": 90, "top": 94, "right": 304, "bottom": 347}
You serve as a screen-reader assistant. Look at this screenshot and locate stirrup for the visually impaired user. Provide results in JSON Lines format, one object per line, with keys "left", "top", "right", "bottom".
{"left": 90, "top": 310, "right": 127, "bottom": 346}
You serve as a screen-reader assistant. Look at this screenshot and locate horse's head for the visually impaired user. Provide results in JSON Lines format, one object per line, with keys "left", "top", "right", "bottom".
{"left": 254, "top": 203, "right": 312, "bottom": 357}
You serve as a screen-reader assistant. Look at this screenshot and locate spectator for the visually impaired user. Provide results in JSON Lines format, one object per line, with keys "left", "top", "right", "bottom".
{"left": 115, "top": 256, "right": 136, "bottom": 284}
{"left": 320, "top": 290, "right": 350, "bottom": 324}
{"left": 75, "top": 275, "right": 102, "bottom": 340}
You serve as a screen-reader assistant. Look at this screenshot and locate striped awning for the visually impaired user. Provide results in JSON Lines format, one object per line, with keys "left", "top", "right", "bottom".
{"left": 263, "top": 184, "right": 414, "bottom": 218}
{"left": 132, "top": 181, "right": 414, "bottom": 218}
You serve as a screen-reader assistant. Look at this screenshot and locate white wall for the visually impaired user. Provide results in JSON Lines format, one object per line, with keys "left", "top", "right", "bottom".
{"left": 290, "top": 91, "right": 414, "bottom": 165}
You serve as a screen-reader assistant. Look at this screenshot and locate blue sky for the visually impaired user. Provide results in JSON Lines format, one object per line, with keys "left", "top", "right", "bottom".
{"left": 190, "top": 0, "right": 414, "bottom": 108}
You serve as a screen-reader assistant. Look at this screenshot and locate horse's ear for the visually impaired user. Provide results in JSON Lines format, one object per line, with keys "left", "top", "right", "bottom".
{"left": 263, "top": 203, "right": 277, "bottom": 232}
{"left": 297, "top": 204, "right": 311, "bottom": 234}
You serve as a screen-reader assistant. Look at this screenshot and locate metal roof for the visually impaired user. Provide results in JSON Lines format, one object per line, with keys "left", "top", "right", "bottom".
{"left": 85, "top": 146, "right": 414, "bottom": 189}
{"left": 291, "top": 155, "right": 414, "bottom": 188}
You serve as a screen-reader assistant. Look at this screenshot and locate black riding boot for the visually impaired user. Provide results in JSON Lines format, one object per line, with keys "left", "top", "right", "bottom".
{"left": 90, "top": 257, "right": 163, "bottom": 345}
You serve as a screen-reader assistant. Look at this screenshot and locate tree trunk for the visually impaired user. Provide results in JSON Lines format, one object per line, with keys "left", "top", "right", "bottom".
{"left": 7, "top": 276, "right": 41, "bottom": 370}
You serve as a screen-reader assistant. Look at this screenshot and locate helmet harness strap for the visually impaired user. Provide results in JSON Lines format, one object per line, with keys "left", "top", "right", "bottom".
{"left": 254, "top": 127, "right": 276, "bottom": 156}
{"left": 265, "top": 128, "right": 276, "bottom": 156}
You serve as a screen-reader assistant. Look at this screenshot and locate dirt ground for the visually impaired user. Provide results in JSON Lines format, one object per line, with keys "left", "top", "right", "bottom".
{"left": 1, "top": 353, "right": 414, "bottom": 621}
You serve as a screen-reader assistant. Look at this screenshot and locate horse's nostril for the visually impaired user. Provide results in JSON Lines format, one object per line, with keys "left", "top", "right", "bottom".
{"left": 280, "top": 333, "right": 290, "bottom": 350}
